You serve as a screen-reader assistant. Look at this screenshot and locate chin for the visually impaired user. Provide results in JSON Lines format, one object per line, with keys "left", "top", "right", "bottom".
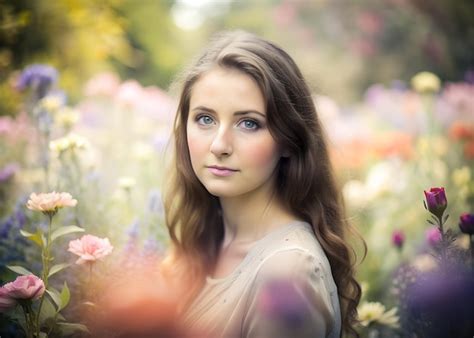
{"left": 202, "top": 183, "right": 243, "bottom": 198}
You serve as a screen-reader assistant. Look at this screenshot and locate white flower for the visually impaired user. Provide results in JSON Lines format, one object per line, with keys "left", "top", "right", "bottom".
{"left": 358, "top": 301, "right": 400, "bottom": 328}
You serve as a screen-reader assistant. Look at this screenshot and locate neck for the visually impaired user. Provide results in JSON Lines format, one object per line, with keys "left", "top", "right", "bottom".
{"left": 219, "top": 186, "right": 297, "bottom": 247}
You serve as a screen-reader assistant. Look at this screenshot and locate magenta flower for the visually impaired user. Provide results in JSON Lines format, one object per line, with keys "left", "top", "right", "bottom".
{"left": 426, "top": 227, "right": 442, "bottom": 246}
{"left": 3, "top": 275, "right": 45, "bottom": 301}
{"left": 459, "top": 213, "right": 474, "bottom": 235}
{"left": 392, "top": 230, "right": 405, "bottom": 249}
{"left": 68, "top": 234, "right": 113, "bottom": 264}
{"left": 0, "top": 287, "right": 17, "bottom": 313}
{"left": 424, "top": 187, "right": 447, "bottom": 219}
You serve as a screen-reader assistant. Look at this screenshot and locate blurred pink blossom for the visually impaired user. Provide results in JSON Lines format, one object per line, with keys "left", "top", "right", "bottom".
{"left": 115, "top": 80, "right": 144, "bottom": 109}
{"left": 3, "top": 275, "right": 45, "bottom": 301}
{"left": 26, "top": 191, "right": 77, "bottom": 213}
{"left": 437, "top": 83, "right": 474, "bottom": 125}
{"left": 425, "top": 227, "right": 442, "bottom": 246}
{"left": 84, "top": 72, "right": 120, "bottom": 97}
{"left": 139, "top": 86, "right": 176, "bottom": 124}
{"left": 68, "top": 234, "right": 113, "bottom": 264}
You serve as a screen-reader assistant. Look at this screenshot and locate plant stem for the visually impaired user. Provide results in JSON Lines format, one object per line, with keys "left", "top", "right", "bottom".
{"left": 470, "top": 234, "right": 473, "bottom": 270}
{"left": 36, "top": 212, "right": 54, "bottom": 336}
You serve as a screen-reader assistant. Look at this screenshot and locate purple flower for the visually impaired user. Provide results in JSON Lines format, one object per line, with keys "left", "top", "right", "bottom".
{"left": 424, "top": 187, "right": 447, "bottom": 219}
{"left": 16, "top": 64, "right": 58, "bottom": 98}
{"left": 426, "top": 226, "right": 442, "bottom": 246}
{"left": 392, "top": 230, "right": 405, "bottom": 249}
{"left": 257, "top": 278, "right": 308, "bottom": 328}
{"left": 459, "top": 213, "right": 474, "bottom": 235}
{"left": 0, "top": 163, "right": 19, "bottom": 182}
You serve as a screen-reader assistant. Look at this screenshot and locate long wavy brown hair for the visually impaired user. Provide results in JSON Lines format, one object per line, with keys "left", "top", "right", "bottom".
{"left": 163, "top": 30, "right": 365, "bottom": 337}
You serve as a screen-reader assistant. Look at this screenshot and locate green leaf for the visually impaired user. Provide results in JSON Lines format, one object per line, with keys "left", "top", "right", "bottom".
{"left": 48, "top": 263, "right": 70, "bottom": 278}
{"left": 20, "top": 229, "right": 44, "bottom": 247}
{"left": 39, "top": 297, "right": 57, "bottom": 325}
{"left": 51, "top": 225, "right": 85, "bottom": 242}
{"left": 59, "top": 282, "right": 70, "bottom": 311}
{"left": 7, "top": 265, "right": 33, "bottom": 276}
{"left": 56, "top": 322, "right": 90, "bottom": 335}
{"left": 46, "top": 289, "right": 61, "bottom": 311}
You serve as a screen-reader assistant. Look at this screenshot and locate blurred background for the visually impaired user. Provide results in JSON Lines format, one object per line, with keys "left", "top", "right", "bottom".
{"left": 1, "top": 0, "right": 473, "bottom": 337}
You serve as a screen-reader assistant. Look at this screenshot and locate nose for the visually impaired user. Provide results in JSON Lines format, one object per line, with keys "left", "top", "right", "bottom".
{"left": 210, "top": 126, "right": 233, "bottom": 157}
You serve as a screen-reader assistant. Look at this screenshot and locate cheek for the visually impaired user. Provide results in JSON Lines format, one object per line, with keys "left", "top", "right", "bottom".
{"left": 187, "top": 129, "right": 208, "bottom": 164}
{"left": 243, "top": 137, "right": 280, "bottom": 169}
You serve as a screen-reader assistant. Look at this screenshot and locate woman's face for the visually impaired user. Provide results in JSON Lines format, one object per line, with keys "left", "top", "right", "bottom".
{"left": 186, "top": 66, "right": 282, "bottom": 200}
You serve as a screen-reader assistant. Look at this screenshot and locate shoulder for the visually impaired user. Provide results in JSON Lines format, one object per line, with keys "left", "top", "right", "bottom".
{"left": 243, "top": 245, "right": 338, "bottom": 337}
{"left": 255, "top": 221, "right": 332, "bottom": 281}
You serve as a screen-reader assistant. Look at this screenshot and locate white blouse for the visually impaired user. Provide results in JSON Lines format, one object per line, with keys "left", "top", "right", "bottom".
{"left": 182, "top": 221, "right": 341, "bottom": 338}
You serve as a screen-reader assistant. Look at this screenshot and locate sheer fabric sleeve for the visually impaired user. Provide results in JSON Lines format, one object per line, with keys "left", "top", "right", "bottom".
{"left": 241, "top": 249, "right": 336, "bottom": 338}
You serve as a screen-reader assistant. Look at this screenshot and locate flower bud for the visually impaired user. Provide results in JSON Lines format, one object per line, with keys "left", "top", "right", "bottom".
{"left": 424, "top": 187, "right": 447, "bottom": 219}
{"left": 459, "top": 213, "right": 474, "bottom": 235}
{"left": 392, "top": 230, "right": 405, "bottom": 249}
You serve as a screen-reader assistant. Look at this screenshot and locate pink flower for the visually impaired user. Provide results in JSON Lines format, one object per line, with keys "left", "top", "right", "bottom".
{"left": 424, "top": 187, "right": 447, "bottom": 219}
{"left": 115, "top": 80, "right": 143, "bottom": 108}
{"left": 3, "top": 275, "right": 45, "bottom": 301}
{"left": 26, "top": 191, "right": 77, "bottom": 213}
{"left": 68, "top": 234, "right": 113, "bottom": 264}
{"left": 426, "top": 227, "right": 442, "bottom": 246}
{"left": 0, "top": 287, "right": 17, "bottom": 312}
{"left": 392, "top": 230, "right": 405, "bottom": 249}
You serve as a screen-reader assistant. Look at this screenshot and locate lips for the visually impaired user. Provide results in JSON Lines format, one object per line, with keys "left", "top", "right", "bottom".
{"left": 206, "top": 165, "right": 238, "bottom": 177}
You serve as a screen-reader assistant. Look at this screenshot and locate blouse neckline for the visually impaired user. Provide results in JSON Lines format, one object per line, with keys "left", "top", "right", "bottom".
{"left": 205, "top": 220, "right": 309, "bottom": 284}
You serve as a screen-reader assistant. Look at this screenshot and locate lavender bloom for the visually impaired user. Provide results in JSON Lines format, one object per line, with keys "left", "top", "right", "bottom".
{"left": 147, "top": 189, "right": 164, "bottom": 215}
{"left": 16, "top": 64, "right": 58, "bottom": 98}
{"left": 0, "top": 163, "right": 19, "bottom": 182}
{"left": 257, "top": 278, "right": 308, "bottom": 328}
{"left": 405, "top": 267, "right": 474, "bottom": 337}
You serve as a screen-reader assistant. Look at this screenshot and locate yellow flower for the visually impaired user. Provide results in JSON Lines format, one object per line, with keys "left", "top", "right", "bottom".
{"left": 452, "top": 166, "right": 471, "bottom": 187}
{"left": 56, "top": 107, "right": 80, "bottom": 128}
{"left": 27, "top": 192, "right": 77, "bottom": 214}
{"left": 358, "top": 302, "right": 400, "bottom": 328}
{"left": 118, "top": 177, "right": 136, "bottom": 190}
{"left": 411, "top": 71, "right": 441, "bottom": 94}
{"left": 49, "top": 133, "right": 89, "bottom": 154}
{"left": 39, "top": 95, "right": 62, "bottom": 113}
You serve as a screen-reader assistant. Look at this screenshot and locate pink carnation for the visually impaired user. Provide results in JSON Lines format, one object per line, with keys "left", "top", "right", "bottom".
{"left": 68, "top": 234, "right": 113, "bottom": 264}
{"left": 0, "top": 287, "right": 17, "bottom": 312}
{"left": 26, "top": 191, "right": 77, "bottom": 213}
{"left": 3, "top": 275, "right": 45, "bottom": 301}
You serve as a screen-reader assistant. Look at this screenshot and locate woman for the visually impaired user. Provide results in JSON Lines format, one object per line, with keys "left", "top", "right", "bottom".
{"left": 163, "top": 30, "right": 364, "bottom": 338}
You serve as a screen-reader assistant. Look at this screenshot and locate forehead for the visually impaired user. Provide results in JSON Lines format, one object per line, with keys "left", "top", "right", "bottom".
{"left": 189, "top": 67, "right": 266, "bottom": 114}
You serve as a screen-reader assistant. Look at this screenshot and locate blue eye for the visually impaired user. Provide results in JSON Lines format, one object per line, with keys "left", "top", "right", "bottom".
{"left": 239, "top": 119, "right": 260, "bottom": 130}
{"left": 196, "top": 115, "right": 214, "bottom": 126}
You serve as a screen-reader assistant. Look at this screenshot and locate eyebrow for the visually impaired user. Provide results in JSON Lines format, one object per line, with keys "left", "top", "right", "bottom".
{"left": 191, "top": 106, "right": 266, "bottom": 118}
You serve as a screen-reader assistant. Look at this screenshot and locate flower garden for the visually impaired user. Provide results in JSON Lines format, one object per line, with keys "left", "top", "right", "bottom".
{"left": 1, "top": 1, "right": 474, "bottom": 337}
